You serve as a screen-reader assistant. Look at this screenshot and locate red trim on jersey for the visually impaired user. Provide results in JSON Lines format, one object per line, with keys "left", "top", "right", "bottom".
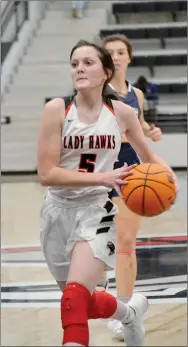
{"left": 103, "top": 101, "right": 115, "bottom": 115}
{"left": 65, "top": 101, "right": 73, "bottom": 117}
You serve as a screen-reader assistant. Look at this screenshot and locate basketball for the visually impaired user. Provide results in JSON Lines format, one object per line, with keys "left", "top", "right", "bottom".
{"left": 121, "top": 163, "right": 177, "bottom": 217}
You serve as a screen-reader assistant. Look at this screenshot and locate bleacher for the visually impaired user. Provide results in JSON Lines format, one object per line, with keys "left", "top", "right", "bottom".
{"left": 1, "top": 0, "right": 187, "bottom": 173}
{"left": 100, "top": 0, "right": 187, "bottom": 135}
{"left": 100, "top": 22, "right": 187, "bottom": 42}
{"left": 112, "top": 0, "right": 187, "bottom": 23}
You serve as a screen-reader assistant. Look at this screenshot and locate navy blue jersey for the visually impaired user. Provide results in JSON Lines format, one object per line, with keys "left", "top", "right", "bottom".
{"left": 118, "top": 81, "right": 141, "bottom": 118}
{"left": 109, "top": 81, "right": 141, "bottom": 118}
{"left": 109, "top": 81, "right": 142, "bottom": 198}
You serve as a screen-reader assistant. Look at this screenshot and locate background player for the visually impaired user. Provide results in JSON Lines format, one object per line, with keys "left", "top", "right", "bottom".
{"left": 101, "top": 34, "right": 163, "bottom": 339}
{"left": 38, "top": 39, "right": 177, "bottom": 346}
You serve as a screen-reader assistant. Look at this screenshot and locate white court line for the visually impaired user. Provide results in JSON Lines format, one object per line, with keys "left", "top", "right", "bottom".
{"left": 107, "top": 274, "right": 187, "bottom": 284}
{"left": 2, "top": 287, "right": 186, "bottom": 301}
{"left": 2, "top": 275, "right": 187, "bottom": 288}
{"left": 1, "top": 280, "right": 57, "bottom": 287}
{"left": 1, "top": 262, "right": 70, "bottom": 267}
{"left": 1, "top": 298, "right": 187, "bottom": 308}
{"left": 136, "top": 245, "right": 186, "bottom": 248}
{"left": 2, "top": 291, "right": 61, "bottom": 300}
{"left": 2, "top": 263, "right": 47, "bottom": 267}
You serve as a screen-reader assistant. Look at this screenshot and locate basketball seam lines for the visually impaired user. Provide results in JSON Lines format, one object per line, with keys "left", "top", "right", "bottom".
{"left": 126, "top": 178, "right": 175, "bottom": 192}
{"left": 125, "top": 185, "right": 145, "bottom": 205}
{"left": 125, "top": 184, "right": 166, "bottom": 216}
{"left": 146, "top": 185, "right": 166, "bottom": 212}
{"left": 143, "top": 164, "right": 152, "bottom": 216}
{"left": 134, "top": 167, "right": 168, "bottom": 175}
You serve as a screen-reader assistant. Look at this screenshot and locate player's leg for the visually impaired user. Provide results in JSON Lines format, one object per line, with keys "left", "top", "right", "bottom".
{"left": 61, "top": 240, "right": 117, "bottom": 346}
{"left": 114, "top": 196, "right": 141, "bottom": 299}
{"left": 61, "top": 240, "right": 104, "bottom": 346}
{"left": 88, "top": 290, "right": 148, "bottom": 347}
{"left": 61, "top": 240, "right": 148, "bottom": 346}
{"left": 107, "top": 196, "right": 141, "bottom": 340}
{"left": 97, "top": 197, "right": 140, "bottom": 294}
{"left": 107, "top": 145, "right": 142, "bottom": 339}
{"left": 87, "top": 198, "right": 147, "bottom": 347}
{"left": 40, "top": 197, "right": 148, "bottom": 346}
{"left": 114, "top": 146, "right": 141, "bottom": 299}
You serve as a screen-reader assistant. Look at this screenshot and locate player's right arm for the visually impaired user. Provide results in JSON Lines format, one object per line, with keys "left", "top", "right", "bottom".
{"left": 37, "top": 98, "right": 134, "bottom": 195}
{"left": 113, "top": 99, "right": 178, "bottom": 191}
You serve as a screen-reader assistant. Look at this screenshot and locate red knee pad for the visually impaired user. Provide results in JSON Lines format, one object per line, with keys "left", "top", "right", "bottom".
{"left": 88, "top": 290, "right": 117, "bottom": 319}
{"left": 61, "top": 282, "right": 91, "bottom": 346}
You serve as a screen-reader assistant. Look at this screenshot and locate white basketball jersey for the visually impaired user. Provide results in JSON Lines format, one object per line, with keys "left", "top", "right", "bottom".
{"left": 49, "top": 97, "right": 123, "bottom": 199}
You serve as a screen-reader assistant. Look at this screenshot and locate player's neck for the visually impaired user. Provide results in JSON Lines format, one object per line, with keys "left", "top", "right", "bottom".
{"left": 76, "top": 89, "right": 103, "bottom": 110}
{"left": 110, "top": 73, "right": 127, "bottom": 94}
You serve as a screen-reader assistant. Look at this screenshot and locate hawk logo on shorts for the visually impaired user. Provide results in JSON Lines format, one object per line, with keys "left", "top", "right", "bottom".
{"left": 107, "top": 241, "right": 115, "bottom": 255}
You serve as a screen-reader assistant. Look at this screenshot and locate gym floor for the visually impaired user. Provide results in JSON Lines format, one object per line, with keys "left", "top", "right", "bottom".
{"left": 1, "top": 172, "right": 187, "bottom": 346}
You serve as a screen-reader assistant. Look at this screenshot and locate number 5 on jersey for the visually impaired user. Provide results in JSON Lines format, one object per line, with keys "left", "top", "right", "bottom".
{"left": 78, "top": 153, "right": 97, "bottom": 173}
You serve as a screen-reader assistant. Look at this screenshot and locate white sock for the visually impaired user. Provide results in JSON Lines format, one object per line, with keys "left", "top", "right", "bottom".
{"left": 121, "top": 305, "right": 136, "bottom": 324}
{"left": 111, "top": 299, "right": 134, "bottom": 322}
{"left": 118, "top": 295, "right": 131, "bottom": 304}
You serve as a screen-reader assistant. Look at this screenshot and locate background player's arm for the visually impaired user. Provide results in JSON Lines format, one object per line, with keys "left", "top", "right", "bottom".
{"left": 134, "top": 87, "right": 162, "bottom": 142}
{"left": 114, "top": 101, "right": 174, "bottom": 177}
{"left": 37, "top": 98, "right": 132, "bottom": 191}
{"left": 133, "top": 87, "right": 150, "bottom": 132}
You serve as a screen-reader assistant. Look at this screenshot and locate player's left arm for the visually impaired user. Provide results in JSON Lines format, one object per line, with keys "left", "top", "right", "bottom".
{"left": 114, "top": 100, "right": 177, "bottom": 184}
{"left": 133, "top": 87, "right": 162, "bottom": 142}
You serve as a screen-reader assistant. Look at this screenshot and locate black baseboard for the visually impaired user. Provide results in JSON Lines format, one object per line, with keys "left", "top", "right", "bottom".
{"left": 171, "top": 167, "right": 187, "bottom": 171}
{"left": 1, "top": 170, "right": 37, "bottom": 176}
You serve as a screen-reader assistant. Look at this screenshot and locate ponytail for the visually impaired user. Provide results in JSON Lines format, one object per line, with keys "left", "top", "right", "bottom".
{"left": 102, "top": 83, "right": 119, "bottom": 100}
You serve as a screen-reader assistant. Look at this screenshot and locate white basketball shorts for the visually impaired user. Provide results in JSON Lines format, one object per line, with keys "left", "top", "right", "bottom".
{"left": 40, "top": 193, "right": 119, "bottom": 281}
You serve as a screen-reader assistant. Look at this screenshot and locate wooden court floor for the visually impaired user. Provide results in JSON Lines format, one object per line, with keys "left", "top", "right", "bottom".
{"left": 1, "top": 172, "right": 187, "bottom": 346}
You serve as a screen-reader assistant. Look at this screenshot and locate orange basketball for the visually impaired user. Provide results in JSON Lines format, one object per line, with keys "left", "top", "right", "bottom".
{"left": 121, "top": 163, "right": 177, "bottom": 217}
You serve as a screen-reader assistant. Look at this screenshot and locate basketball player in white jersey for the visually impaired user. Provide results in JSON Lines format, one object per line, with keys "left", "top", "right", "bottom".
{"left": 38, "top": 40, "right": 177, "bottom": 346}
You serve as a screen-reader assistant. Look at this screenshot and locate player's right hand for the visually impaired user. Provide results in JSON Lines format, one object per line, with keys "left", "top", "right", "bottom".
{"left": 101, "top": 163, "right": 137, "bottom": 197}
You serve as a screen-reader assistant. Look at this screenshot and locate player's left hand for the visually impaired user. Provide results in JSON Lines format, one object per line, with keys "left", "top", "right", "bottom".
{"left": 170, "top": 171, "right": 179, "bottom": 196}
{"left": 146, "top": 124, "right": 162, "bottom": 142}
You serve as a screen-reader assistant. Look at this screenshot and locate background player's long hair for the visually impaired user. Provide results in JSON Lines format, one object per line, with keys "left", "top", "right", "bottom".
{"left": 70, "top": 39, "right": 119, "bottom": 100}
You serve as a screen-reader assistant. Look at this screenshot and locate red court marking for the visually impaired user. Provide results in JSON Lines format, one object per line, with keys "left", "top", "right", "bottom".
{"left": 152, "top": 236, "right": 188, "bottom": 242}
{"left": 1, "top": 246, "right": 41, "bottom": 253}
{"left": 1, "top": 236, "right": 187, "bottom": 253}
{"left": 137, "top": 236, "right": 188, "bottom": 246}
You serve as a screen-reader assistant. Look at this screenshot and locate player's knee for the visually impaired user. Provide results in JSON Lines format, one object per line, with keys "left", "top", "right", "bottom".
{"left": 61, "top": 282, "right": 91, "bottom": 346}
{"left": 117, "top": 232, "right": 136, "bottom": 252}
